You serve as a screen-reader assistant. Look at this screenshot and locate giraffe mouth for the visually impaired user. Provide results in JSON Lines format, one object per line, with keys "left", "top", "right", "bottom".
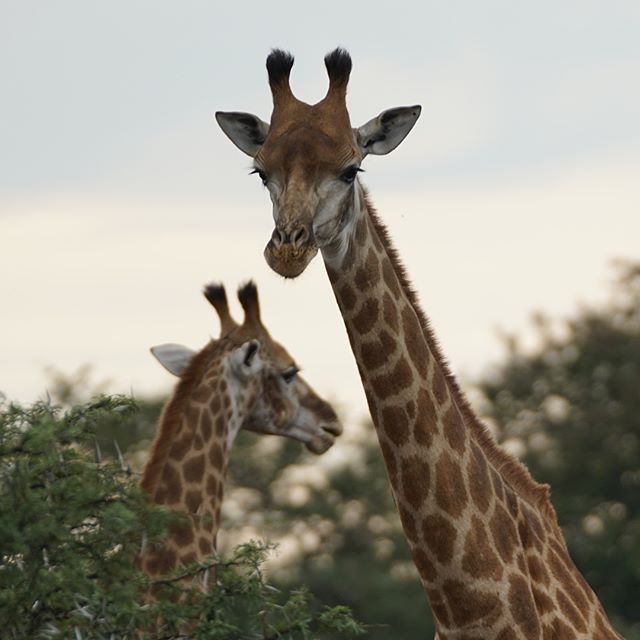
{"left": 263, "top": 239, "right": 318, "bottom": 279}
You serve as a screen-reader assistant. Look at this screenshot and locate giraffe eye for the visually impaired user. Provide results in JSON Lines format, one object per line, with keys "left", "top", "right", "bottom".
{"left": 340, "top": 165, "right": 362, "bottom": 184}
{"left": 282, "top": 366, "right": 299, "bottom": 384}
{"left": 250, "top": 167, "right": 268, "bottom": 186}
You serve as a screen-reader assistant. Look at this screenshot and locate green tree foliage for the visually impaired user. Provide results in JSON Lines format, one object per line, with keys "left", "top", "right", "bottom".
{"left": 479, "top": 262, "right": 640, "bottom": 639}
{"left": 0, "top": 396, "right": 364, "bottom": 639}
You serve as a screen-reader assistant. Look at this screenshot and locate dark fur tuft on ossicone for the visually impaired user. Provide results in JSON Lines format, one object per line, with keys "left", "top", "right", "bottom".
{"left": 203, "top": 283, "right": 227, "bottom": 308}
{"left": 266, "top": 49, "right": 294, "bottom": 85}
{"left": 237, "top": 280, "right": 258, "bottom": 306}
{"left": 324, "top": 47, "right": 352, "bottom": 86}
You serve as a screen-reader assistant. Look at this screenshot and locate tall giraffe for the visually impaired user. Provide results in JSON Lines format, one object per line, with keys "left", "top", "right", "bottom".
{"left": 216, "top": 50, "right": 622, "bottom": 639}
{"left": 139, "top": 281, "right": 342, "bottom": 581}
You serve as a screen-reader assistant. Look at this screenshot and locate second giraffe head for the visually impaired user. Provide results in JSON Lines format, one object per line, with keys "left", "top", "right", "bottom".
{"left": 152, "top": 281, "right": 342, "bottom": 455}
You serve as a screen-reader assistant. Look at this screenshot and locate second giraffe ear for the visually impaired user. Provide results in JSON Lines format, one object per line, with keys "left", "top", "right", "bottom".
{"left": 355, "top": 105, "right": 421, "bottom": 157}
{"left": 215, "top": 111, "right": 270, "bottom": 157}
{"left": 229, "top": 339, "right": 263, "bottom": 377}
{"left": 150, "top": 344, "right": 196, "bottom": 377}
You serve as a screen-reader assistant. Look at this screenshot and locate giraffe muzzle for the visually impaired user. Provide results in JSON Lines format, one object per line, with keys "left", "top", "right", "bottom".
{"left": 264, "top": 226, "right": 318, "bottom": 278}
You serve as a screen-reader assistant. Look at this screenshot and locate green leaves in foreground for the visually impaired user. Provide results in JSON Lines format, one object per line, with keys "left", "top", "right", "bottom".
{"left": 0, "top": 396, "right": 364, "bottom": 639}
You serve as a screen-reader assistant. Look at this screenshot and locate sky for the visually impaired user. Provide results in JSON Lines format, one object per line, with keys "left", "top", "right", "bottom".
{"left": 1, "top": 1, "right": 639, "bottom": 424}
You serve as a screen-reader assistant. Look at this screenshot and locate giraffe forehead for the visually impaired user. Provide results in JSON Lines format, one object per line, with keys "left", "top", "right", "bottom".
{"left": 259, "top": 125, "right": 358, "bottom": 177}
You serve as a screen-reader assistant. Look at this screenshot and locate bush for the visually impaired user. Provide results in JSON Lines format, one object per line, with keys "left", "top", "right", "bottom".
{"left": 0, "top": 396, "right": 364, "bottom": 639}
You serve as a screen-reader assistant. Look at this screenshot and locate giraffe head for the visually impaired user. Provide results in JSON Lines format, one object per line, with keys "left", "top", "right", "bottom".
{"left": 216, "top": 48, "right": 421, "bottom": 278}
{"left": 152, "top": 282, "right": 342, "bottom": 454}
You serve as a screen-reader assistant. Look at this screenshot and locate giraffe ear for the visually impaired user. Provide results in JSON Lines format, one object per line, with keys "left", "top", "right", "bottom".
{"left": 150, "top": 344, "right": 196, "bottom": 377}
{"left": 355, "top": 105, "right": 421, "bottom": 157}
{"left": 215, "top": 111, "right": 270, "bottom": 157}
{"left": 229, "top": 339, "right": 263, "bottom": 377}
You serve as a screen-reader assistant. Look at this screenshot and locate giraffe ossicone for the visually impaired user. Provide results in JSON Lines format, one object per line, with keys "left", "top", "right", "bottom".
{"left": 139, "top": 281, "right": 342, "bottom": 582}
{"left": 217, "top": 50, "right": 622, "bottom": 639}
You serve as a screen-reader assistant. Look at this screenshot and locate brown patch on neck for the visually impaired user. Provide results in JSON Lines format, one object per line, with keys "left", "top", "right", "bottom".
{"left": 360, "top": 191, "right": 557, "bottom": 525}
{"left": 141, "top": 345, "right": 223, "bottom": 495}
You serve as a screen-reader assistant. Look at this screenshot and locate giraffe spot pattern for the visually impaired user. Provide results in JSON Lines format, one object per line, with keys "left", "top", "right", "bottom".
{"left": 426, "top": 587, "right": 451, "bottom": 627}
{"left": 442, "top": 579, "right": 501, "bottom": 627}
{"left": 352, "top": 297, "right": 379, "bottom": 334}
{"left": 422, "top": 514, "right": 456, "bottom": 564}
{"left": 443, "top": 404, "right": 466, "bottom": 455}
{"left": 200, "top": 411, "right": 213, "bottom": 441}
{"left": 181, "top": 551, "right": 197, "bottom": 565}
{"left": 183, "top": 453, "right": 206, "bottom": 483}
{"left": 545, "top": 616, "right": 576, "bottom": 640}
{"left": 467, "top": 442, "right": 492, "bottom": 513}
{"left": 382, "top": 260, "right": 401, "bottom": 298}
{"left": 193, "top": 434, "right": 204, "bottom": 451}
{"left": 401, "top": 305, "right": 429, "bottom": 378}
{"left": 191, "top": 385, "right": 211, "bottom": 404}
{"left": 198, "top": 537, "right": 212, "bottom": 555}
{"left": 434, "top": 451, "right": 468, "bottom": 518}
{"left": 397, "top": 502, "right": 419, "bottom": 542}
{"left": 146, "top": 548, "right": 177, "bottom": 575}
{"left": 526, "top": 553, "right": 551, "bottom": 586}
{"left": 382, "top": 291, "right": 399, "bottom": 332}
{"left": 490, "top": 466, "right": 505, "bottom": 502}
{"left": 496, "top": 627, "right": 517, "bottom": 640}
{"left": 432, "top": 368, "right": 448, "bottom": 404}
{"left": 169, "top": 434, "right": 192, "bottom": 462}
{"left": 411, "top": 547, "right": 436, "bottom": 581}
{"left": 159, "top": 464, "right": 182, "bottom": 505}
{"left": 489, "top": 502, "right": 519, "bottom": 564}
{"left": 405, "top": 398, "right": 416, "bottom": 419}
{"left": 354, "top": 248, "right": 381, "bottom": 292}
{"left": 381, "top": 405, "right": 409, "bottom": 447}
{"left": 508, "top": 573, "right": 541, "bottom": 638}
{"left": 209, "top": 442, "right": 224, "bottom": 469}
{"left": 169, "top": 520, "right": 194, "bottom": 547}
{"left": 461, "top": 515, "right": 503, "bottom": 581}
{"left": 206, "top": 473, "right": 219, "bottom": 497}
{"left": 370, "top": 354, "right": 414, "bottom": 400}
{"left": 547, "top": 546, "right": 590, "bottom": 613}
{"left": 400, "top": 453, "right": 430, "bottom": 511}
{"left": 185, "top": 489, "right": 202, "bottom": 514}
{"left": 531, "top": 584, "right": 556, "bottom": 615}
{"left": 339, "top": 283, "right": 357, "bottom": 312}
{"left": 379, "top": 438, "right": 398, "bottom": 484}
{"left": 414, "top": 387, "right": 436, "bottom": 448}
{"left": 360, "top": 331, "right": 395, "bottom": 371}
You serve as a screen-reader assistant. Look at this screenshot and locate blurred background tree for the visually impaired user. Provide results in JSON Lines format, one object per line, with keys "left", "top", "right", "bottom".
{"left": 479, "top": 261, "right": 640, "bottom": 638}
{"left": 46, "top": 261, "right": 640, "bottom": 639}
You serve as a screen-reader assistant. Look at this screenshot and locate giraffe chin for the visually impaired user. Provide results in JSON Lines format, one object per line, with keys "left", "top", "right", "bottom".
{"left": 264, "top": 241, "right": 318, "bottom": 279}
{"left": 305, "top": 433, "right": 335, "bottom": 455}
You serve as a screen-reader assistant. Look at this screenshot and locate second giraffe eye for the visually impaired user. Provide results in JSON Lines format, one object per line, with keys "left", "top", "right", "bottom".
{"left": 282, "top": 366, "right": 299, "bottom": 384}
{"left": 340, "top": 166, "right": 362, "bottom": 184}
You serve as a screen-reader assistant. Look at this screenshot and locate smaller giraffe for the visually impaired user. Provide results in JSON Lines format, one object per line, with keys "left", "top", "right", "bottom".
{"left": 139, "top": 281, "right": 342, "bottom": 582}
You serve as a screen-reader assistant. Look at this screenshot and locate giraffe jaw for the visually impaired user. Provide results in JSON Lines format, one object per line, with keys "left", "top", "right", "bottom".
{"left": 263, "top": 240, "right": 318, "bottom": 278}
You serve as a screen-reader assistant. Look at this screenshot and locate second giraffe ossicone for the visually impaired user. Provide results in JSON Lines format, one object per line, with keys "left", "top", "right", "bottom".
{"left": 138, "top": 281, "right": 342, "bottom": 583}
{"left": 216, "top": 50, "right": 622, "bottom": 639}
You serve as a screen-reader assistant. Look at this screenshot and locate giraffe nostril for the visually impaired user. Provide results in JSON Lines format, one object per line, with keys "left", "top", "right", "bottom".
{"left": 271, "top": 227, "right": 286, "bottom": 248}
{"left": 290, "top": 226, "right": 309, "bottom": 247}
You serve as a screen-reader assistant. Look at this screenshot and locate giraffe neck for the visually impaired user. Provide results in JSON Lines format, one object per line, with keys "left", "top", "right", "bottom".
{"left": 321, "top": 188, "right": 620, "bottom": 638}
{"left": 140, "top": 365, "right": 244, "bottom": 577}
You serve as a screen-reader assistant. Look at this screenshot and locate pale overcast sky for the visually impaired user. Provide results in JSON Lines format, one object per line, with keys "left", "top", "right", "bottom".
{"left": 1, "top": 1, "right": 639, "bottom": 423}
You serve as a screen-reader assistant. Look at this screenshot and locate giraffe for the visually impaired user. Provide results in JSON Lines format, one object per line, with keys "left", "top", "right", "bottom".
{"left": 215, "top": 50, "right": 623, "bottom": 639}
{"left": 139, "top": 281, "right": 342, "bottom": 584}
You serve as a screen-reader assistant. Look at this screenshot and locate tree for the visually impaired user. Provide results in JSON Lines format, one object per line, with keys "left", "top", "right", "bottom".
{"left": 0, "top": 396, "right": 364, "bottom": 639}
{"left": 479, "top": 262, "right": 640, "bottom": 639}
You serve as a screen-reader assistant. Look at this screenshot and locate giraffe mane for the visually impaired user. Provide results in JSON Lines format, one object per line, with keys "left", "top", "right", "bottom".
{"left": 140, "top": 345, "right": 214, "bottom": 494}
{"left": 363, "top": 190, "right": 558, "bottom": 524}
